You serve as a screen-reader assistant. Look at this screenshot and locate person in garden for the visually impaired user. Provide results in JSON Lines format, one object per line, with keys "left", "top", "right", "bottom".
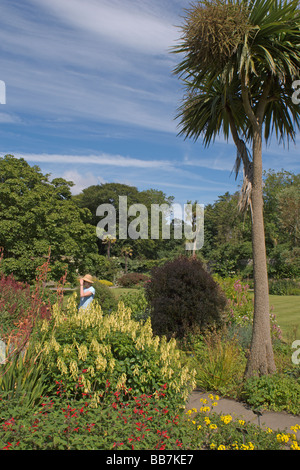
{"left": 79, "top": 274, "right": 95, "bottom": 310}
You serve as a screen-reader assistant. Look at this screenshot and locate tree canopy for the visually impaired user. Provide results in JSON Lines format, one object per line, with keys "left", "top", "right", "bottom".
{"left": 0, "top": 155, "right": 97, "bottom": 282}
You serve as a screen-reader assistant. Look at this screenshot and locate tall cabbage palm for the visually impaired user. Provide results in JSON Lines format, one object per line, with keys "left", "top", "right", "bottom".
{"left": 173, "top": 0, "right": 300, "bottom": 377}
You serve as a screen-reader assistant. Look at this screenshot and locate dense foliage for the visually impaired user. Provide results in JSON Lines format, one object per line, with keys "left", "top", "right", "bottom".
{"left": 145, "top": 256, "right": 227, "bottom": 339}
{"left": 0, "top": 155, "right": 97, "bottom": 283}
{"left": 1, "top": 385, "right": 298, "bottom": 450}
{"left": 33, "top": 297, "right": 196, "bottom": 408}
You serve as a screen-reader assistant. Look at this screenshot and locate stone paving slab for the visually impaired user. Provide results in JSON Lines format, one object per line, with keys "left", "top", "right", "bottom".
{"left": 186, "top": 390, "right": 300, "bottom": 436}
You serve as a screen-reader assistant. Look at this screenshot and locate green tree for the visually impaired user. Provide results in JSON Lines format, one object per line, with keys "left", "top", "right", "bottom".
{"left": 0, "top": 155, "right": 97, "bottom": 282}
{"left": 73, "top": 183, "right": 175, "bottom": 259}
{"left": 173, "top": 0, "right": 300, "bottom": 377}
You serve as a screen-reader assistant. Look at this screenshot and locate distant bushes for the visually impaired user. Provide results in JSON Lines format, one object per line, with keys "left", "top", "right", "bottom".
{"left": 268, "top": 278, "right": 300, "bottom": 296}
{"left": 117, "top": 272, "right": 150, "bottom": 288}
{"left": 145, "top": 256, "right": 227, "bottom": 339}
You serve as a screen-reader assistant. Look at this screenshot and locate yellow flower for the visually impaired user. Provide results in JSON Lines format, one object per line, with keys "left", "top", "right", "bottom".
{"left": 217, "top": 445, "right": 226, "bottom": 450}
{"left": 290, "top": 441, "right": 300, "bottom": 450}
{"left": 199, "top": 406, "right": 210, "bottom": 413}
{"left": 209, "top": 424, "right": 218, "bottom": 430}
{"left": 210, "top": 443, "right": 216, "bottom": 449}
{"left": 238, "top": 420, "right": 245, "bottom": 426}
{"left": 291, "top": 424, "right": 300, "bottom": 433}
{"left": 248, "top": 442, "right": 255, "bottom": 450}
{"left": 266, "top": 428, "right": 273, "bottom": 434}
{"left": 220, "top": 415, "right": 233, "bottom": 424}
{"left": 204, "top": 417, "right": 211, "bottom": 425}
{"left": 197, "top": 425, "right": 202, "bottom": 430}
{"left": 212, "top": 402, "right": 218, "bottom": 407}
{"left": 208, "top": 394, "right": 214, "bottom": 400}
{"left": 276, "top": 433, "right": 290, "bottom": 443}
{"left": 200, "top": 398, "right": 208, "bottom": 404}
{"left": 240, "top": 444, "right": 249, "bottom": 450}
{"left": 214, "top": 395, "right": 220, "bottom": 401}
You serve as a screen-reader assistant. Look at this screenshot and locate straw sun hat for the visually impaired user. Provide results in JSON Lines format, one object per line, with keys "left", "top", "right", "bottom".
{"left": 82, "top": 274, "right": 94, "bottom": 284}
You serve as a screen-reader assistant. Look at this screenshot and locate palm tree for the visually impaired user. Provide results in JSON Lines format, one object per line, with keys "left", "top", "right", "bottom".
{"left": 102, "top": 234, "right": 117, "bottom": 259}
{"left": 121, "top": 246, "right": 133, "bottom": 273}
{"left": 173, "top": 0, "right": 300, "bottom": 377}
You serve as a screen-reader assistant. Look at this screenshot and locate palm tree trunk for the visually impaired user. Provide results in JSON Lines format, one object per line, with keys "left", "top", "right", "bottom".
{"left": 244, "top": 129, "right": 276, "bottom": 378}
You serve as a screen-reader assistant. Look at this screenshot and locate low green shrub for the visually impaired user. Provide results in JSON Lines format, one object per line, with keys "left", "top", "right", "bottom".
{"left": 269, "top": 279, "right": 300, "bottom": 296}
{"left": 118, "top": 290, "right": 150, "bottom": 322}
{"left": 242, "top": 373, "right": 300, "bottom": 415}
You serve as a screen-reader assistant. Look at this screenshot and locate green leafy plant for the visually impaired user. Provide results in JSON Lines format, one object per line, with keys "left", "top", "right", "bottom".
{"left": 0, "top": 340, "right": 49, "bottom": 407}
{"left": 118, "top": 289, "right": 150, "bottom": 322}
{"left": 242, "top": 373, "right": 300, "bottom": 415}
{"left": 189, "top": 331, "right": 246, "bottom": 396}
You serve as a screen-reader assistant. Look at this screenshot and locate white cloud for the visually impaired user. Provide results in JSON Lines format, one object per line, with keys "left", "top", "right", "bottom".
{"left": 7, "top": 152, "right": 174, "bottom": 170}
{"left": 28, "top": 0, "right": 178, "bottom": 55}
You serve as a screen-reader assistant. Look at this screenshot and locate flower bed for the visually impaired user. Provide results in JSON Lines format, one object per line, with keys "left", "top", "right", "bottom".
{"left": 1, "top": 384, "right": 299, "bottom": 450}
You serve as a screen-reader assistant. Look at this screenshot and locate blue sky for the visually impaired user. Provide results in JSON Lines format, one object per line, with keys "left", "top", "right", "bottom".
{"left": 0, "top": 0, "right": 299, "bottom": 208}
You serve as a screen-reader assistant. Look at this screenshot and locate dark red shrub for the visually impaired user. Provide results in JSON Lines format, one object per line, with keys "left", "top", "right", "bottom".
{"left": 145, "top": 256, "right": 226, "bottom": 339}
{"left": 117, "top": 272, "right": 150, "bottom": 288}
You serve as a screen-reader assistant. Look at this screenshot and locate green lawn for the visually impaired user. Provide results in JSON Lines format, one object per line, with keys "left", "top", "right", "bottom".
{"left": 269, "top": 295, "right": 300, "bottom": 341}
{"left": 110, "top": 287, "right": 140, "bottom": 298}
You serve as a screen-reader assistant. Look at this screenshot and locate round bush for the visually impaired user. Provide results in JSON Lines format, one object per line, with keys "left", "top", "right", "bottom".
{"left": 145, "top": 256, "right": 227, "bottom": 339}
{"left": 117, "top": 272, "right": 150, "bottom": 288}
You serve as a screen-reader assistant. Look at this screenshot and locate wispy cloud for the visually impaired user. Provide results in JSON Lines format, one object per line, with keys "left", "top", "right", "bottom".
{"left": 0, "top": 0, "right": 184, "bottom": 133}
{"left": 9, "top": 152, "right": 174, "bottom": 169}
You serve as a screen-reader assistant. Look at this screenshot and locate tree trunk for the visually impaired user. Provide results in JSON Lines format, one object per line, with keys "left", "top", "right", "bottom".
{"left": 244, "top": 130, "right": 276, "bottom": 378}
